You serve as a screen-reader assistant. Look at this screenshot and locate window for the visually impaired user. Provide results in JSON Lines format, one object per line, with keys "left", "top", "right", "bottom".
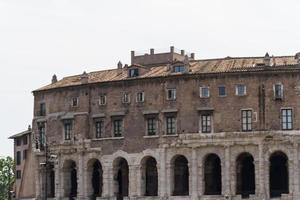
{"left": 242, "top": 110, "right": 252, "bottom": 131}
{"left": 236, "top": 84, "right": 246, "bottom": 96}
{"left": 147, "top": 118, "right": 157, "bottom": 136}
{"left": 99, "top": 95, "right": 106, "bottom": 105}
{"left": 200, "top": 86, "right": 210, "bottom": 98}
{"left": 129, "top": 68, "right": 139, "bottom": 77}
{"left": 281, "top": 109, "right": 293, "bottom": 130}
{"left": 95, "top": 119, "right": 104, "bottom": 138}
{"left": 72, "top": 97, "right": 79, "bottom": 107}
{"left": 166, "top": 116, "right": 176, "bottom": 135}
{"left": 23, "top": 135, "right": 28, "bottom": 145}
{"left": 64, "top": 120, "right": 73, "bottom": 140}
{"left": 16, "top": 170, "right": 21, "bottom": 179}
{"left": 16, "top": 138, "right": 21, "bottom": 146}
{"left": 218, "top": 86, "right": 226, "bottom": 97}
{"left": 274, "top": 83, "right": 283, "bottom": 100}
{"left": 23, "top": 150, "right": 27, "bottom": 160}
{"left": 122, "top": 93, "right": 130, "bottom": 103}
{"left": 136, "top": 92, "right": 145, "bottom": 102}
{"left": 201, "top": 114, "right": 212, "bottom": 133}
{"left": 174, "top": 65, "right": 185, "bottom": 73}
{"left": 16, "top": 151, "right": 21, "bottom": 165}
{"left": 38, "top": 122, "right": 45, "bottom": 150}
{"left": 113, "top": 119, "right": 122, "bottom": 137}
{"left": 39, "top": 103, "right": 46, "bottom": 116}
{"left": 167, "top": 89, "right": 176, "bottom": 100}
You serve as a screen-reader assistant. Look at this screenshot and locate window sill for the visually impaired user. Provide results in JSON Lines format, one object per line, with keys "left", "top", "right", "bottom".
{"left": 163, "top": 134, "right": 179, "bottom": 137}
{"left": 144, "top": 135, "right": 159, "bottom": 139}
{"left": 92, "top": 137, "right": 124, "bottom": 141}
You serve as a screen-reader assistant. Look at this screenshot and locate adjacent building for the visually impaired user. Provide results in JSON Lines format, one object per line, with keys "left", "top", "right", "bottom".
{"left": 10, "top": 47, "right": 300, "bottom": 200}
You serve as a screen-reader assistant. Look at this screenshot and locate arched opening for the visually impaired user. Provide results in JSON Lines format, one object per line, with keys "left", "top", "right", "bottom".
{"left": 113, "top": 157, "right": 129, "bottom": 200}
{"left": 63, "top": 160, "right": 77, "bottom": 198}
{"left": 172, "top": 155, "right": 189, "bottom": 196}
{"left": 89, "top": 160, "right": 103, "bottom": 198}
{"left": 270, "top": 151, "right": 289, "bottom": 198}
{"left": 204, "top": 154, "right": 221, "bottom": 195}
{"left": 141, "top": 156, "right": 158, "bottom": 196}
{"left": 47, "top": 164, "right": 55, "bottom": 198}
{"left": 236, "top": 153, "right": 255, "bottom": 198}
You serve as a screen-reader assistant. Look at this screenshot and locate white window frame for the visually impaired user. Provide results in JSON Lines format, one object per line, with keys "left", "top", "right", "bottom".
{"left": 112, "top": 118, "right": 123, "bottom": 137}
{"left": 145, "top": 117, "right": 158, "bottom": 136}
{"left": 241, "top": 109, "right": 253, "bottom": 132}
{"left": 200, "top": 86, "right": 210, "bottom": 98}
{"left": 136, "top": 92, "right": 145, "bottom": 103}
{"left": 71, "top": 97, "right": 79, "bottom": 107}
{"left": 166, "top": 89, "right": 176, "bottom": 101}
{"left": 199, "top": 113, "right": 213, "bottom": 133}
{"left": 218, "top": 85, "right": 226, "bottom": 97}
{"left": 281, "top": 107, "right": 293, "bottom": 130}
{"left": 235, "top": 84, "right": 247, "bottom": 96}
{"left": 173, "top": 65, "right": 185, "bottom": 73}
{"left": 99, "top": 95, "right": 107, "bottom": 106}
{"left": 122, "top": 93, "right": 131, "bottom": 104}
{"left": 273, "top": 83, "right": 284, "bottom": 100}
{"left": 165, "top": 115, "right": 177, "bottom": 135}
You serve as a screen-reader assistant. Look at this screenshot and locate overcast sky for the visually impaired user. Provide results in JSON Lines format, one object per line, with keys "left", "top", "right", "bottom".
{"left": 0, "top": 0, "right": 300, "bottom": 157}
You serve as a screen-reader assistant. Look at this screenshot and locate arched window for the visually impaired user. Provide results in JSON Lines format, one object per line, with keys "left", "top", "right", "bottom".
{"left": 204, "top": 154, "right": 221, "bottom": 195}
{"left": 236, "top": 153, "right": 255, "bottom": 198}
{"left": 270, "top": 151, "right": 289, "bottom": 198}
{"left": 172, "top": 155, "right": 189, "bottom": 196}
{"left": 86, "top": 159, "right": 103, "bottom": 198}
{"left": 113, "top": 157, "right": 129, "bottom": 199}
{"left": 141, "top": 157, "right": 158, "bottom": 196}
{"left": 63, "top": 160, "right": 77, "bottom": 198}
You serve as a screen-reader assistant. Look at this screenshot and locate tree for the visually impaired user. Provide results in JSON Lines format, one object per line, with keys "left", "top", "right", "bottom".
{"left": 0, "top": 156, "right": 14, "bottom": 200}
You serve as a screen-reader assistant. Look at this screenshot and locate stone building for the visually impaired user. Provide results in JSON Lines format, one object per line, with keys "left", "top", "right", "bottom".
{"left": 10, "top": 47, "right": 300, "bottom": 200}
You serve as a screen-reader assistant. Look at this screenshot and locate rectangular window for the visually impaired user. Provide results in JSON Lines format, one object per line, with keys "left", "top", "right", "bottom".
{"left": 147, "top": 118, "right": 156, "bottom": 136}
{"left": 200, "top": 86, "right": 210, "bottom": 98}
{"left": 64, "top": 120, "right": 73, "bottom": 140}
{"left": 38, "top": 122, "right": 45, "bottom": 150}
{"left": 39, "top": 103, "right": 46, "bottom": 116}
{"left": 174, "top": 66, "right": 185, "bottom": 73}
{"left": 16, "top": 151, "right": 21, "bottom": 165}
{"left": 166, "top": 116, "right": 176, "bottom": 135}
{"left": 23, "top": 135, "right": 28, "bottom": 145}
{"left": 136, "top": 92, "right": 145, "bottom": 102}
{"left": 129, "top": 68, "right": 139, "bottom": 77}
{"left": 113, "top": 119, "right": 122, "bottom": 137}
{"left": 72, "top": 97, "right": 79, "bottom": 107}
{"left": 23, "top": 150, "right": 27, "bottom": 160}
{"left": 236, "top": 84, "right": 246, "bottom": 96}
{"left": 242, "top": 110, "right": 252, "bottom": 131}
{"left": 122, "top": 93, "right": 130, "bottom": 103}
{"left": 167, "top": 89, "right": 176, "bottom": 100}
{"left": 274, "top": 83, "right": 283, "bottom": 100}
{"left": 16, "top": 138, "right": 21, "bottom": 146}
{"left": 281, "top": 109, "right": 293, "bottom": 130}
{"left": 16, "top": 170, "right": 21, "bottom": 179}
{"left": 201, "top": 114, "right": 212, "bottom": 133}
{"left": 95, "top": 120, "right": 104, "bottom": 138}
{"left": 99, "top": 95, "right": 106, "bottom": 105}
{"left": 218, "top": 86, "right": 226, "bottom": 96}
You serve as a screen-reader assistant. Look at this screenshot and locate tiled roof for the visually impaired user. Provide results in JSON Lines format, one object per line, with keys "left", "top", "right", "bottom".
{"left": 35, "top": 56, "right": 299, "bottom": 92}
{"left": 9, "top": 129, "right": 31, "bottom": 139}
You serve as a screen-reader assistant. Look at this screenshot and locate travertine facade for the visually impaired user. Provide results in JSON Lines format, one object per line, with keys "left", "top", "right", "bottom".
{"left": 11, "top": 47, "right": 300, "bottom": 200}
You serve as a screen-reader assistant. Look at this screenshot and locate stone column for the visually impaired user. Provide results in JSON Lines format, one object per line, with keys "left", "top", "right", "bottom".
{"left": 191, "top": 148, "right": 198, "bottom": 199}
{"left": 159, "top": 148, "right": 167, "bottom": 197}
{"left": 258, "top": 142, "right": 266, "bottom": 199}
{"left": 293, "top": 143, "right": 299, "bottom": 195}
{"left": 78, "top": 153, "right": 84, "bottom": 200}
{"left": 35, "top": 166, "right": 42, "bottom": 200}
{"left": 129, "top": 164, "right": 138, "bottom": 197}
{"left": 224, "top": 145, "right": 231, "bottom": 197}
{"left": 102, "top": 163, "right": 112, "bottom": 197}
{"left": 54, "top": 158, "right": 62, "bottom": 198}
{"left": 166, "top": 162, "right": 172, "bottom": 196}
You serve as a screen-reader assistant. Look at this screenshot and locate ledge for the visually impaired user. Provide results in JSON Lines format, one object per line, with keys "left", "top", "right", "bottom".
{"left": 162, "top": 134, "right": 179, "bottom": 137}
{"left": 143, "top": 110, "right": 159, "bottom": 115}
{"left": 197, "top": 107, "right": 214, "bottom": 111}
{"left": 110, "top": 111, "right": 126, "bottom": 117}
{"left": 92, "top": 137, "right": 124, "bottom": 141}
{"left": 162, "top": 108, "right": 178, "bottom": 113}
{"left": 92, "top": 113, "right": 105, "bottom": 118}
{"left": 143, "top": 135, "right": 160, "bottom": 139}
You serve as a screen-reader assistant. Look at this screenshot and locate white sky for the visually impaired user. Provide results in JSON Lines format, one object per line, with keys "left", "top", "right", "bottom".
{"left": 0, "top": 0, "right": 300, "bottom": 156}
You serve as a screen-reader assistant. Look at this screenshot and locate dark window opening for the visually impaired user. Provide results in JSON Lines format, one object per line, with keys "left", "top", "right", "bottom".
{"left": 204, "top": 154, "right": 222, "bottom": 195}
{"left": 113, "top": 119, "right": 122, "bottom": 137}
{"left": 281, "top": 109, "right": 293, "bottom": 130}
{"left": 64, "top": 120, "right": 73, "bottom": 140}
{"left": 242, "top": 110, "right": 252, "bottom": 131}
{"left": 23, "top": 135, "right": 28, "bottom": 145}
{"left": 201, "top": 114, "right": 212, "bottom": 133}
{"left": 92, "top": 161, "right": 103, "bottom": 197}
{"left": 270, "top": 152, "right": 289, "bottom": 198}
{"left": 236, "top": 153, "right": 255, "bottom": 198}
{"left": 166, "top": 116, "right": 176, "bottom": 135}
{"left": 129, "top": 68, "right": 139, "bottom": 77}
{"left": 114, "top": 158, "right": 129, "bottom": 200}
{"left": 38, "top": 122, "right": 46, "bottom": 150}
{"left": 173, "top": 155, "right": 189, "bottom": 196}
{"left": 72, "top": 97, "right": 78, "bottom": 107}
{"left": 39, "top": 103, "right": 46, "bottom": 116}
{"left": 16, "top": 138, "right": 21, "bottom": 146}
{"left": 70, "top": 162, "right": 77, "bottom": 197}
{"left": 16, "top": 170, "right": 21, "bottom": 179}
{"left": 147, "top": 118, "right": 156, "bottom": 136}
{"left": 174, "top": 65, "right": 185, "bottom": 73}
{"left": 167, "top": 89, "right": 176, "bottom": 100}
{"left": 47, "top": 164, "right": 55, "bottom": 198}
{"left": 274, "top": 84, "right": 283, "bottom": 100}
{"left": 95, "top": 120, "right": 104, "bottom": 138}
{"left": 16, "top": 151, "right": 21, "bottom": 165}
{"left": 218, "top": 86, "right": 226, "bottom": 96}
{"left": 144, "top": 157, "right": 158, "bottom": 196}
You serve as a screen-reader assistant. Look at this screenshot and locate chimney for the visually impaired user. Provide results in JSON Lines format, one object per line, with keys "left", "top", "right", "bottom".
{"left": 117, "top": 61, "right": 123, "bottom": 69}
{"left": 181, "top": 50, "right": 185, "bottom": 56}
{"left": 191, "top": 53, "right": 195, "bottom": 60}
{"left": 150, "top": 48, "right": 155, "bottom": 55}
{"left": 170, "top": 46, "right": 174, "bottom": 53}
{"left": 131, "top": 51, "right": 135, "bottom": 65}
{"left": 80, "top": 71, "right": 88, "bottom": 84}
{"left": 264, "top": 52, "right": 271, "bottom": 66}
{"left": 52, "top": 74, "right": 57, "bottom": 84}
